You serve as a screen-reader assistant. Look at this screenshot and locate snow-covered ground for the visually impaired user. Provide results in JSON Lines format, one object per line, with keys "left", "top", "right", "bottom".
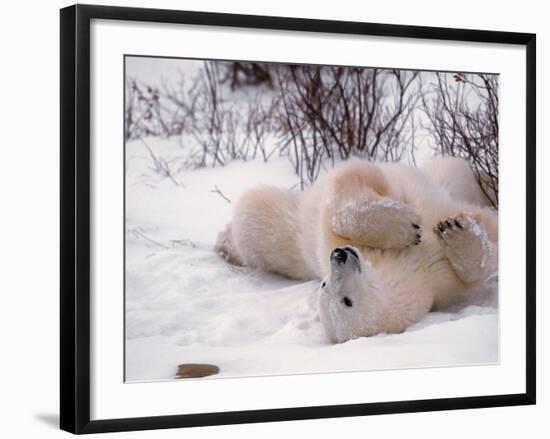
{"left": 125, "top": 136, "right": 498, "bottom": 382}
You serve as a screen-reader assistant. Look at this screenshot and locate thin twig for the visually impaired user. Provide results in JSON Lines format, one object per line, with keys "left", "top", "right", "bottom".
{"left": 130, "top": 228, "right": 170, "bottom": 249}
{"left": 210, "top": 185, "right": 231, "bottom": 203}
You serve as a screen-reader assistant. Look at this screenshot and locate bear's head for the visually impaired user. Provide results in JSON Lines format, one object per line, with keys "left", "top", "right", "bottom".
{"left": 319, "top": 246, "right": 386, "bottom": 343}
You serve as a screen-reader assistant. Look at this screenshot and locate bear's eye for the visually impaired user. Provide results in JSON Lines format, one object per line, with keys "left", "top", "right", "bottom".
{"left": 321, "top": 281, "right": 326, "bottom": 288}
{"left": 343, "top": 296, "right": 353, "bottom": 307}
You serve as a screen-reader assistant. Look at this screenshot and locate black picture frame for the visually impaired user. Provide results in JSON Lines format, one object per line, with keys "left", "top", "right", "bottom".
{"left": 60, "top": 4, "right": 536, "bottom": 434}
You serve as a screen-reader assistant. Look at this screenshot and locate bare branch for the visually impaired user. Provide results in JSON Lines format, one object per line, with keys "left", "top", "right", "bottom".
{"left": 210, "top": 185, "right": 232, "bottom": 203}
{"left": 422, "top": 72, "right": 498, "bottom": 207}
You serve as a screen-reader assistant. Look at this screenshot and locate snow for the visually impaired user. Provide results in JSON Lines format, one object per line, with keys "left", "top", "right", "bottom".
{"left": 125, "top": 136, "right": 498, "bottom": 382}
{"left": 464, "top": 214, "right": 492, "bottom": 269}
{"left": 126, "top": 57, "right": 203, "bottom": 87}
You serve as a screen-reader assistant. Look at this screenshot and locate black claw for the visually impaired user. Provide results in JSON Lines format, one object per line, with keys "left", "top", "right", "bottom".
{"left": 445, "top": 220, "right": 453, "bottom": 229}
{"left": 412, "top": 223, "right": 420, "bottom": 229}
{"left": 438, "top": 223, "right": 446, "bottom": 233}
{"left": 415, "top": 233, "right": 421, "bottom": 239}
{"left": 454, "top": 220, "right": 463, "bottom": 229}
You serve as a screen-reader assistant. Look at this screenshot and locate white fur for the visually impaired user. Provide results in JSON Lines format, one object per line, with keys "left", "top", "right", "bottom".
{"left": 216, "top": 157, "right": 498, "bottom": 343}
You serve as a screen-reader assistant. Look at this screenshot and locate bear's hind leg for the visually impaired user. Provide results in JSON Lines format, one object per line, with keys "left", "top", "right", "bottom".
{"left": 224, "top": 186, "right": 313, "bottom": 280}
{"left": 327, "top": 162, "right": 422, "bottom": 249}
{"left": 215, "top": 222, "right": 244, "bottom": 266}
{"left": 434, "top": 212, "right": 497, "bottom": 284}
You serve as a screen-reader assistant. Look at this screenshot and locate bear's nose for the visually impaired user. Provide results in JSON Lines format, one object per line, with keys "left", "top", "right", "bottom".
{"left": 331, "top": 248, "right": 348, "bottom": 264}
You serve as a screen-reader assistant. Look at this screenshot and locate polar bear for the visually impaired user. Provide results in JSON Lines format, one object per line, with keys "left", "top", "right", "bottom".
{"left": 215, "top": 157, "right": 498, "bottom": 343}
